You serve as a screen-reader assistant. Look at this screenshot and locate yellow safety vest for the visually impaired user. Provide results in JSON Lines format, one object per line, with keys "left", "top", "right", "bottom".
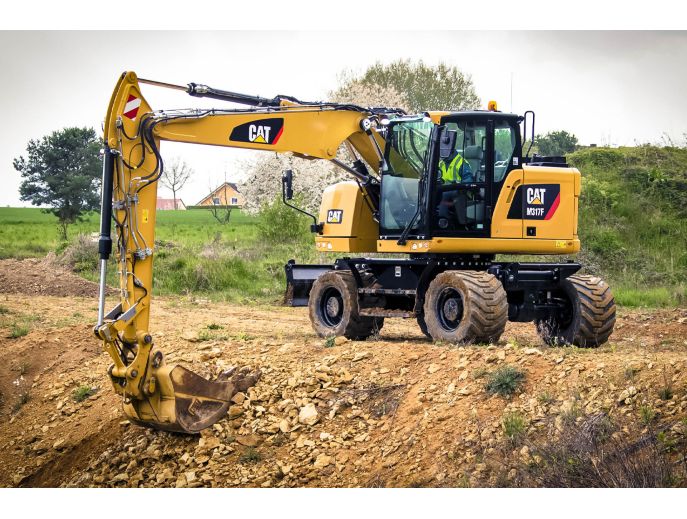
{"left": 439, "top": 154, "right": 464, "bottom": 183}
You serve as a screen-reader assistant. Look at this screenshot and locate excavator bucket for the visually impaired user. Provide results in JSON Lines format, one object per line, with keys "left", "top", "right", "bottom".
{"left": 123, "top": 364, "right": 261, "bottom": 434}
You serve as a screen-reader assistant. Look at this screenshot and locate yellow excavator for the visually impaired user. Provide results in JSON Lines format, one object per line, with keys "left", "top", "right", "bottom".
{"left": 95, "top": 71, "right": 615, "bottom": 433}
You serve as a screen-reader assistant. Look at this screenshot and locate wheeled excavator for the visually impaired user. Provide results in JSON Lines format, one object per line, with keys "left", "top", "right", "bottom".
{"left": 95, "top": 71, "right": 616, "bottom": 433}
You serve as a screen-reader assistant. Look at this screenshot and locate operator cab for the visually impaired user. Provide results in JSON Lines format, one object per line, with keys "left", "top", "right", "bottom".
{"left": 379, "top": 109, "right": 523, "bottom": 241}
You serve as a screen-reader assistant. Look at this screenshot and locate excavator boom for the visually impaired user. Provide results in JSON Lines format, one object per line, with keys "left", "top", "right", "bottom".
{"left": 95, "top": 71, "right": 400, "bottom": 433}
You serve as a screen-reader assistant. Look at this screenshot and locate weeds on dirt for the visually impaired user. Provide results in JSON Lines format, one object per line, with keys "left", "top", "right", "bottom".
{"left": 639, "top": 404, "right": 656, "bottom": 425}
{"left": 72, "top": 385, "right": 97, "bottom": 402}
{"left": 335, "top": 383, "right": 407, "bottom": 419}
{"left": 324, "top": 336, "right": 336, "bottom": 348}
{"left": 522, "top": 413, "right": 683, "bottom": 487}
{"left": 624, "top": 366, "right": 640, "bottom": 381}
{"left": 658, "top": 367, "right": 674, "bottom": 401}
{"left": 485, "top": 365, "right": 526, "bottom": 397}
{"left": 12, "top": 391, "right": 30, "bottom": 413}
{"left": 16, "top": 361, "right": 30, "bottom": 375}
{"left": 206, "top": 323, "right": 223, "bottom": 330}
{"left": 538, "top": 392, "right": 555, "bottom": 405}
{"left": 561, "top": 400, "right": 583, "bottom": 426}
{"left": 239, "top": 447, "right": 262, "bottom": 464}
{"left": 0, "top": 305, "right": 9, "bottom": 315}
{"left": 502, "top": 412, "right": 527, "bottom": 442}
{"left": 10, "top": 323, "right": 29, "bottom": 338}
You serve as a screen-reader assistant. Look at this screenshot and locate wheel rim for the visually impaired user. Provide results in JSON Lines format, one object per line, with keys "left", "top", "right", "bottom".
{"left": 540, "top": 291, "right": 575, "bottom": 338}
{"left": 319, "top": 286, "right": 344, "bottom": 327}
{"left": 436, "top": 287, "right": 464, "bottom": 331}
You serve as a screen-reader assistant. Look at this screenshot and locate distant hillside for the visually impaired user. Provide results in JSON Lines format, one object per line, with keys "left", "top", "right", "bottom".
{"left": 566, "top": 146, "right": 687, "bottom": 304}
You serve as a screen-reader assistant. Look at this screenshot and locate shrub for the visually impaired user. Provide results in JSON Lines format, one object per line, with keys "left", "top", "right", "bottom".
{"left": 72, "top": 385, "right": 97, "bottom": 402}
{"left": 502, "top": 412, "right": 527, "bottom": 441}
{"left": 256, "top": 196, "right": 312, "bottom": 243}
{"left": 485, "top": 365, "right": 526, "bottom": 397}
{"left": 58, "top": 233, "right": 99, "bottom": 273}
{"left": 239, "top": 447, "right": 262, "bottom": 464}
{"left": 523, "top": 413, "right": 680, "bottom": 487}
{"left": 10, "top": 323, "right": 29, "bottom": 338}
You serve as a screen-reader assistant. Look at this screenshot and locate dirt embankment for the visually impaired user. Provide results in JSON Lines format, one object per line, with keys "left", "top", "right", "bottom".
{"left": 0, "top": 258, "right": 685, "bottom": 488}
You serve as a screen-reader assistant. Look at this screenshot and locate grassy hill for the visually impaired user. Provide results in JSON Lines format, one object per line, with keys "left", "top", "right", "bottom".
{"left": 567, "top": 146, "right": 687, "bottom": 305}
{"left": 0, "top": 145, "right": 685, "bottom": 307}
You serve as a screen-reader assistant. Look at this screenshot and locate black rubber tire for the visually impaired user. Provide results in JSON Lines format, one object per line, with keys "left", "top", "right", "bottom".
{"left": 308, "top": 271, "right": 384, "bottom": 340}
{"left": 423, "top": 270, "right": 508, "bottom": 344}
{"left": 535, "top": 274, "right": 616, "bottom": 348}
{"left": 416, "top": 312, "right": 432, "bottom": 339}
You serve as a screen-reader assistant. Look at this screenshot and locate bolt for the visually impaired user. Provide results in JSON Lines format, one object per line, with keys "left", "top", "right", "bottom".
{"left": 143, "top": 334, "right": 153, "bottom": 344}
{"left": 130, "top": 369, "right": 138, "bottom": 378}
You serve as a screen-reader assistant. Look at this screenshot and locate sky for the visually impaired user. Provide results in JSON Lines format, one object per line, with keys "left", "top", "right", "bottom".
{"left": 1, "top": 30, "right": 686, "bottom": 207}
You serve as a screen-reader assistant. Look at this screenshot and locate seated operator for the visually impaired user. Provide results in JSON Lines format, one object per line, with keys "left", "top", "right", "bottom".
{"left": 437, "top": 148, "right": 474, "bottom": 227}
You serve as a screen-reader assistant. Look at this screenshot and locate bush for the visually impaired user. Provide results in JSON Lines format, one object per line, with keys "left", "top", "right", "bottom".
{"left": 502, "top": 412, "right": 527, "bottom": 441}
{"left": 485, "top": 365, "right": 526, "bottom": 397}
{"left": 256, "top": 197, "right": 312, "bottom": 243}
{"left": 522, "top": 413, "right": 681, "bottom": 487}
{"left": 58, "top": 234, "right": 98, "bottom": 273}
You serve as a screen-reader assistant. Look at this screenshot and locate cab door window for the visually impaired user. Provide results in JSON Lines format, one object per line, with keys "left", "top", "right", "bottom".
{"left": 434, "top": 121, "right": 488, "bottom": 234}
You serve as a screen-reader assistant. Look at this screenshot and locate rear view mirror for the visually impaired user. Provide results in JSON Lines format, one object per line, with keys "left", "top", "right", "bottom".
{"left": 282, "top": 169, "right": 294, "bottom": 200}
{"left": 439, "top": 128, "right": 457, "bottom": 159}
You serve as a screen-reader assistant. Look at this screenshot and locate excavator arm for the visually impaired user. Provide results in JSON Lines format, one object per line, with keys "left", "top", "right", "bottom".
{"left": 94, "top": 71, "right": 399, "bottom": 433}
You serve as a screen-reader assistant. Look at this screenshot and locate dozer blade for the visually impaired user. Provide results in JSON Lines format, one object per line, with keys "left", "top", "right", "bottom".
{"left": 124, "top": 365, "right": 261, "bottom": 434}
{"left": 284, "top": 260, "right": 333, "bottom": 306}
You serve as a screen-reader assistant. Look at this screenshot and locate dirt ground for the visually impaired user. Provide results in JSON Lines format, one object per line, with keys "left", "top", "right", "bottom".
{"left": 0, "top": 258, "right": 686, "bottom": 488}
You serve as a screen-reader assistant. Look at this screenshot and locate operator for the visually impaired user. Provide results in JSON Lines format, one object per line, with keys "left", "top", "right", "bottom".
{"left": 439, "top": 149, "right": 474, "bottom": 184}
{"left": 437, "top": 149, "right": 474, "bottom": 228}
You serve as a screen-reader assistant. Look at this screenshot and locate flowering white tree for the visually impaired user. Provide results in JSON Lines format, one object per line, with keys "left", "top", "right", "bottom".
{"left": 240, "top": 82, "right": 409, "bottom": 214}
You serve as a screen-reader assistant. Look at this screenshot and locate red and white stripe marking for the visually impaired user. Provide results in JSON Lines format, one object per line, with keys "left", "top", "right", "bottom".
{"left": 123, "top": 94, "right": 141, "bottom": 120}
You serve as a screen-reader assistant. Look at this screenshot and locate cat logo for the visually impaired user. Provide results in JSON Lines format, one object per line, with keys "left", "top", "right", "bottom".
{"left": 507, "top": 184, "right": 561, "bottom": 221}
{"left": 248, "top": 125, "right": 271, "bottom": 143}
{"left": 327, "top": 209, "right": 343, "bottom": 224}
{"left": 526, "top": 187, "right": 546, "bottom": 205}
{"left": 229, "top": 118, "right": 284, "bottom": 145}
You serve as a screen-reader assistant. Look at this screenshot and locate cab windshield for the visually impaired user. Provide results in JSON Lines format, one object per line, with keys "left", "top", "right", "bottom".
{"left": 380, "top": 120, "right": 434, "bottom": 233}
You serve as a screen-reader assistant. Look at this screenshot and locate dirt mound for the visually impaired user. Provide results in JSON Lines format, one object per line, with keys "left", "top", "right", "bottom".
{"left": 0, "top": 259, "right": 685, "bottom": 488}
{"left": 0, "top": 258, "right": 113, "bottom": 297}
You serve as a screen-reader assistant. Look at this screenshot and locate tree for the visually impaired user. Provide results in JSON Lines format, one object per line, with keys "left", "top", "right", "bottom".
{"left": 333, "top": 60, "right": 481, "bottom": 113}
{"left": 14, "top": 127, "right": 102, "bottom": 240}
{"left": 161, "top": 157, "right": 192, "bottom": 209}
{"left": 535, "top": 130, "right": 579, "bottom": 156}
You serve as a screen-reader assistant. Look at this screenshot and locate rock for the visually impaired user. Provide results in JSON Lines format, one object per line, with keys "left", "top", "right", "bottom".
{"left": 497, "top": 351, "right": 506, "bottom": 361}
{"left": 334, "top": 336, "right": 349, "bottom": 346}
{"left": 379, "top": 367, "right": 390, "bottom": 374}
{"left": 228, "top": 405, "right": 244, "bottom": 418}
{"left": 279, "top": 419, "right": 291, "bottom": 433}
{"left": 231, "top": 392, "right": 246, "bottom": 405}
{"left": 319, "top": 432, "right": 333, "bottom": 441}
{"left": 236, "top": 434, "right": 260, "bottom": 447}
{"left": 447, "top": 382, "right": 456, "bottom": 394}
{"left": 53, "top": 439, "right": 66, "bottom": 451}
{"left": 298, "top": 404, "right": 319, "bottom": 426}
{"left": 524, "top": 348, "right": 542, "bottom": 355}
{"left": 314, "top": 454, "right": 333, "bottom": 469}
{"left": 352, "top": 351, "right": 371, "bottom": 362}
{"left": 618, "top": 386, "right": 638, "bottom": 404}
{"left": 185, "top": 471, "right": 197, "bottom": 484}
{"left": 427, "top": 364, "right": 440, "bottom": 374}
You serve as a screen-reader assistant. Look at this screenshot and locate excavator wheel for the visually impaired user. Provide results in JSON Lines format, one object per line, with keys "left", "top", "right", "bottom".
{"left": 535, "top": 274, "right": 615, "bottom": 348}
{"left": 309, "top": 271, "right": 384, "bottom": 340}
{"left": 416, "top": 312, "right": 432, "bottom": 339}
{"left": 423, "top": 270, "right": 508, "bottom": 344}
